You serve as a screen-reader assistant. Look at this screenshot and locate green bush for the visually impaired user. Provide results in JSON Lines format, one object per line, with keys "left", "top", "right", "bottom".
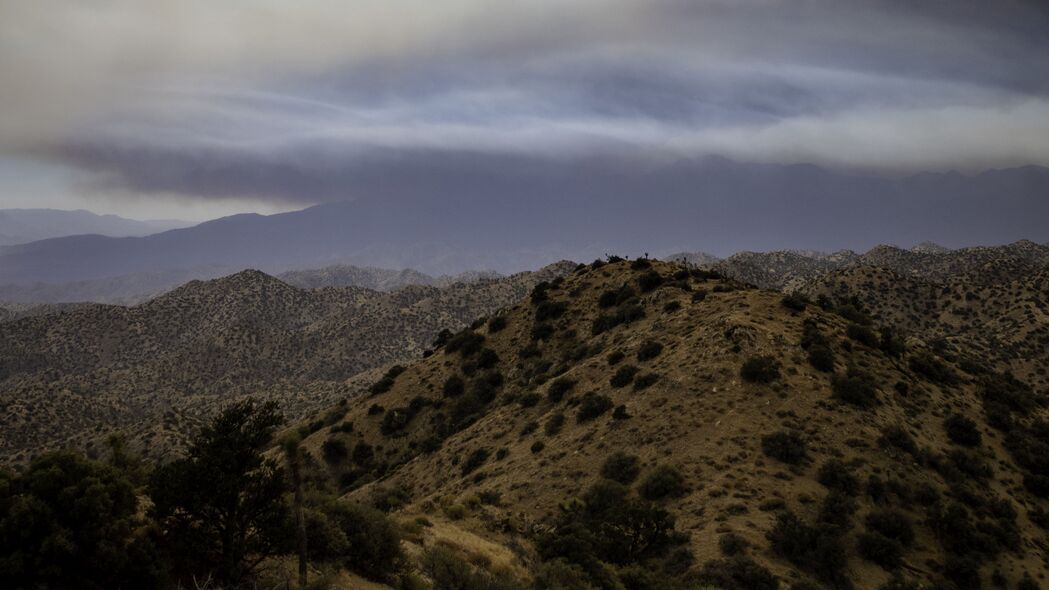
{"left": 610, "top": 365, "right": 639, "bottom": 388}
{"left": 633, "top": 372, "right": 659, "bottom": 391}
{"left": 846, "top": 323, "right": 878, "bottom": 347}
{"left": 831, "top": 369, "right": 879, "bottom": 408}
{"left": 548, "top": 378, "right": 576, "bottom": 402}
{"left": 697, "top": 556, "right": 778, "bottom": 590}
{"left": 639, "top": 465, "right": 688, "bottom": 500}
{"left": 761, "top": 430, "right": 807, "bottom": 464}
{"left": 718, "top": 532, "right": 749, "bottom": 556}
{"left": 600, "top": 452, "right": 641, "bottom": 484}
{"left": 808, "top": 345, "right": 836, "bottom": 372}
{"left": 445, "top": 330, "right": 486, "bottom": 357}
{"left": 637, "top": 340, "right": 664, "bottom": 361}
{"left": 487, "top": 315, "right": 507, "bottom": 333}
{"left": 607, "top": 350, "right": 625, "bottom": 365}
{"left": 944, "top": 414, "right": 982, "bottom": 447}
{"left": 877, "top": 424, "right": 918, "bottom": 456}
{"left": 767, "top": 511, "right": 849, "bottom": 586}
{"left": 443, "top": 375, "right": 465, "bottom": 397}
{"left": 423, "top": 545, "right": 525, "bottom": 590}
{"left": 817, "top": 459, "right": 859, "bottom": 496}
{"left": 740, "top": 356, "right": 781, "bottom": 383}
{"left": 545, "top": 413, "right": 566, "bottom": 436}
{"left": 638, "top": 270, "right": 664, "bottom": 292}
{"left": 781, "top": 294, "right": 808, "bottom": 311}
{"left": 322, "top": 438, "right": 349, "bottom": 464}
{"left": 909, "top": 352, "right": 958, "bottom": 384}
{"left": 576, "top": 394, "right": 614, "bottom": 423}
{"left": 461, "top": 448, "right": 490, "bottom": 476}
{"left": 536, "top": 300, "right": 568, "bottom": 322}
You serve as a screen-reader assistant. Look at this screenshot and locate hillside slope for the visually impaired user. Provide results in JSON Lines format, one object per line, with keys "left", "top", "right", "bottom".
{"left": 293, "top": 259, "right": 1049, "bottom": 589}
{"left": 0, "top": 262, "right": 574, "bottom": 464}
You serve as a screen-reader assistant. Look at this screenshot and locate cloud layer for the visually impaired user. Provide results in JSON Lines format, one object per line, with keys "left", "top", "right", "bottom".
{"left": 2, "top": 0, "right": 1049, "bottom": 209}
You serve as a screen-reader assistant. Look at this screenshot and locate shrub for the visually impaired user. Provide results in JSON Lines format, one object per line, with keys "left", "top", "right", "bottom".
{"left": 767, "top": 511, "right": 849, "bottom": 586}
{"left": 531, "top": 282, "right": 552, "bottom": 304}
{"left": 352, "top": 442, "right": 374, "bottom": 465}
{"left": 610, "top": 365, "right": 639, "bottom": 388}
{"left": 817, "top": 490, "right": 858, "bottom": 528}
{"left": 909, "top": 352, "right": 958, "bottom": 384}
{"left": 518, "top": 392, "right": 541, "bottom": 408}
{"left": 638, "top": 270, "right": 664, "bottom": 292}
{"left": 664, "top": 301, "right": 682, "bottom": 313}
{"left": 857, "top": 531, "right": 904, "bottom": 570}
{"left": 607, "top": 350, "right": 625, "bottom": 365}
{"left": 637, "top": 340, "right": 664, "bottom": 362}
{"left": 445, "top": 330, "right": 486, "bottom": 357}
{"left": 805, "top": 344, "right": 834, "bottom": 372}
{"left": 866, "top": 509, "right": 915, "bottom": 546}
{"left": 691, "top": 290, "right": 707, "bottom": 302}
{"left": 322, "top": 438, "right": 349, "bottom": 464}
{"left": 878, "top": 425, "right": 918, "bottom": 456}
{"left": 740, "top": 356, "right": 781, "bottom": 383}
{"left": 944, "top": 414, "right": 982, "bottom": 447}
{"left": 547, "top": 378, "right": 576, "bottom": 402}
{"left": 761, "top": 431, "right": 807, "bottom": 464}
{"left": 831, "top": 369, "right": 879, "bottom": 408}
{"left": 591, "top": 304, "right": 646, "bottom": 335}
{"left": 476, "top": 348, "right": 500, "bottom": 369}
{"left": 530, "top": 441, "right": 545, "bottom": 454}
{"left": 443, "top": 375, "right": 465, "bottom": 398}
{"left": 781, "top": 294, "right": 808, "bottom": 311}
{"left": 533, "top": 559, "right": 593, "bottom": 590}
{"left": 322, "top": 502, "right": 402, "bottom": 581}
{"left": 718, "top": 533, "right": 749, "bottom": 556}
{"left": 544, "top": 413, "right": 566, "bottom": 436}
{"left": 535, "top": 300, "right": 568, "bottom": 322}
{"left": 487, "top": 315, "right": 507, "bottom": 332}
{"left": 633, "top": 373, "right": 659, "bottom": 391}
{"left": 612, "top": 405, "right": 631, "bottom": 420}
{"left": 697, "top": 556, "right": 778, "bottom": 590}
{"left": 531, "top": 322, "right": 555, "bottom": 341}
{"left": 576, "top": 394, "right": 614, "bottom": 423}
{"left": 369, "top": 365, "right": 406, "bottom": 395}
{"left": 600, "top": 452, "right": 641, "bottom": 484}
{"left": 817, "top": 459, "right": 859, "bottom": 496}
{"left": 639, "top": 465, "right": 688, "bottom": 500}
{"left": 835, "top": 303, "right": 872, "bottom": 325}
{"left": 461, "top": 448, "right": 490, "bottom": 476}
{"left": 846, "top": 323, "right": 878, "bottom": 347}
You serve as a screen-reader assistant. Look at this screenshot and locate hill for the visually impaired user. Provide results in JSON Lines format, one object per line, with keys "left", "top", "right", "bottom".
{"left": 0, "top": 262, "right": 574, "bottom": 464}
{"left": 287, "top": 258, "right": 1049, "bottom": 589}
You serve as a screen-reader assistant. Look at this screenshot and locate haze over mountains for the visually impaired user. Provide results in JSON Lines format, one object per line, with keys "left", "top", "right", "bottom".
{"left": 2, "top": 160, "right": 1047, "bottom": 287}
{"left": 0, "top": 208, "right": 190, "bottom": 246}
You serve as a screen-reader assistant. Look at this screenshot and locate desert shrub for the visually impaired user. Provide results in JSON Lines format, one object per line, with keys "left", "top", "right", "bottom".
{"left": 600, "top": 452, "right": 641, "bottom": 484}
{"left": 697, "top": 556, "right": 778, "bottom": 590}
{"left": 548, "top": 378, "right": 576, "bottom": 402}
{"left": 607, "top": 350, "right": 625, "bottom": 365}
{"left": 322, "top": 438, "right": 349, "bottom": 464}
{"left": 370, "top": 485, "right": 411, "bottom": 513}
{"left": 942, "top": 553, "right": 981, "bottom": 589}
{"left": 612, "top": 405, "right": 631, "bottom": 420}
{"left": 691, "top": 290, "right": 708, "bottom": 302}
{"left": 846, "top": 323, "right": 878, "bottom": 347}
{"left": 909, "top": 352, "right": 958, "bottom": 384}
{"left": 633, "top": 372, "right": 659, "bottom": 391}
{"left": 637, "top": 340, "right": 664, "bottom": 362}
{"left": 536, "top": 300, "right": 568, "bottom": 322}
{"left": 767, "top": 511, "right": 849, "bottom": 586}
{"left": 533, "top": 559, "right": 594, "bottom": 590}
{"left": 352, "top": 442, "right": 374, "bottom": 465}
{"left": 545, "top": 413, "right": 566, "bottom": 436}
{"left": 445, "top": 330, "right": 486, "bottom": 357}
{"left": 576, "top": 394, "right": 614, "bottom": 423}
{"left": 808, "top": 345, "right": 836, "bottom": 372}
{"left": 831, "top": 369, "right": 879, "bottom": 408}
{"left": 518, "top": 392, "right": 542, "bottom": 408}
{"left": 610, "top": 365, "right": 640, "bottom": 388}
{"left": 317, "top": 502, "right": 402, "bottom": 581}
{"left": 638, "top": 270, "right": 664, "bottom": 292}
{"left": 1018, "top": 575, "right": 1040, "bottom": 590}
{"left": 878, "top": 327, "right": 906, "bottom": 358}
{"left": 476, "top": 348, "right": 500, "bottom": 369}
{"left": 591, "top": 304, "right": 646, "bottom": 335}
{"left": 663, "top": 301, "right": 682, "bottom": 313}
{"left": 487, "top": 315, "right": 507, "bottom": 333}
{"left": 369, "top": 365, "right": 406, "bottom": 395}
{"left": 531, "top": 322, "right": 555, "bottom": 341}
{"left": 817, "top": 459, "right": 859, "bottom": 496}
{"left": 740, "top": 356, "right": 781, "bottom": 383}
{"left": 599, "top": 285, "right": 637, "bottom": 309}
{"left": 639, "top": 465, "right": 688, "bottom": 500}
{"left": 531, "top": 282, "right": 552, "bottom": 304}
{"left": 443, "top": 375, "right": 465, "bottom": 398}
{"left": 835, "top": 302, "right": 872, "bottom": 325}
{"left": 718, "top": 532, "right": 749, "bottom": 556}
{"left": 878, "top": 425, "right": 918, "bottom": 456}
{"left": 817, "top": 490, "right": 858, "bottom": 528}
{"left": 866, "top": 509, "right": 915, "bottom": 546}
{"left": 531, "top": 441, "right": 545, "bottom": 454}
{"left": 800, "top": 318, "right": 827, "bottom": 349}
{"left": 857, "top": 531, "right": 904, "bottom": 570}
{"left": 461, "top": 448, "right": 490, "bottom": 476}
{"left": 781, "top": 294, "right": 808, "bottom": 311}
{"left": 423, "top": 545, "right": 525, "bottom": 590}
{"left": 944, "top": 414, "right": 982, "bottom": 447}
{"left": 761, "top": 430, "right": 807, "bottom": 464}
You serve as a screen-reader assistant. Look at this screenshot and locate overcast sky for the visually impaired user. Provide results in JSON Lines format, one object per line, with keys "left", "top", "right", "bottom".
{"left": 2, "top": 0, "right": 1048, "bottom": 221}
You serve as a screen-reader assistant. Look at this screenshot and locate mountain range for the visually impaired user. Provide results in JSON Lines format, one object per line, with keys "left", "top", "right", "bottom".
{"left": 0, "top": 208, "right": 190, "bottom": 246}
{"left": 2, "top": 161, "right": 1048, "bottom": 285}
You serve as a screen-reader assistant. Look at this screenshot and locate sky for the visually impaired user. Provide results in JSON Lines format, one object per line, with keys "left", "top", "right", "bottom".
{"left": 2, "top": 0, "right": 1049, "bottom": 221}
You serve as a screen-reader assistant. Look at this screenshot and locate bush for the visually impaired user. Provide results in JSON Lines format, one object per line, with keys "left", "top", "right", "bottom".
{"left": 878, "top": 425, "right": 918, "bottom": 456}
{"left": 530, "top": 441, "right": 545, "bottom": 454}
{"left": 781, "top": 294, "right": 808, "bottom": 311}
{"left": 740, "top": 356, "right": 780, "bottom": 383}
{"left": 857, "top": 531, "right": 904, "bottom": 570}
{"left": 638, "top": 270, "right": 664, "bottom": 292}
{"left": 697, "top": 556, "right": 778, "bottom": 590}
{"left": 461, "top": 448, "right": 490, "bottom": 476}
{"left": 536, "top": 300, "right": 568, "bottom": 322}
{"left": 817, "top": 459, "right": 859, "bottom": 496}
{"left": 637, "top": 340, "right": 664, "bottom": 362}
{"left": 533, "top": 559, "right": 594, "bottom": 590}
{"left": 761, "top": 430, "right": 807, "bottom": 464}
{"left": 476, "top": 348, "right": 500, "bottom": 369}
{"left": 612, "top": 405, "right": 631, "bottom": 420}
{"left": 443, "top": 375, "right": 465, "bottom": 398}
{"left": 322, "top": 438, "right": 349, "bottom": 464}
{"left": 518, "top": 392, "right": 542, "bottom": 408}
{"left": 633, "top": 373, "right": 660, "bottom": 391}
{"left": 639, "top": 465, "right": 688, "bottom": 500}
{"left": 909, "top": 352, "right": 958, "bottom": 384}
{"left": 610, "top": 365, "right": 639, "bottom": 388}
{"left": 767, "top": 511, "right": 849, "bottom": 586}
{"left": 944, "top": 414, "right": 982, "bottom": 447}
{"left": 545, "top": 413, "right": 566, "bottom": 436}
{"left": 600, "top": 452, "right": 641, "bottom": 484}
{"left": 319, "top": 502, "right": 402, "bottom": 581}
{"left": 808, "top": 345, "right": 835, "bottom": 372}
{"left": 576, "top": 394, "right": 614, "bottom": 423}
{"left": 531, "top": 322, "right": 555, "bottom": 341}
{"left": 423, "top": 545, "right": 525, "bottom": 590}
{"left": 831, "top": 369, "right": 879, "bottom": 408}
{"left": 866, "top": 509, "right": 915, "bottom": 546}
{"left": 718, "top": 533, "right": 749, "bottom": 556}
{"left": 487, "top": 315, "right": 507, "bottom": 332}
{"left": 445, "top": 330, "right": 486, "bottom": 357}
{"left": 547, "top": 378, "right": 576, "bottom": 402}
{"left": 591, "top": 304, "right": 645, "bottom": 335}
{"left": 607, "top": 350, "right": 625, "bottom": 365}
{"left": 846, "top": 323, "right": 878, "bottom": 347}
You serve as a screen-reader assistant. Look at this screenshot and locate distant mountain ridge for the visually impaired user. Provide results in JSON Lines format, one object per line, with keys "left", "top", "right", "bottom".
{"left": 0, "top": 208, "right": 190, "bottom": 246}
{"left": 2, "top": 161, "right": 1047, "bottom": 284}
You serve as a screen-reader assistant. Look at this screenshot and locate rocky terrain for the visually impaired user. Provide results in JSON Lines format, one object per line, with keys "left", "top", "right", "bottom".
{"left": 0, "top": 262, "right": 574, "bottom": 464}
{"left": 277, "top": 265, "right": 502, "bottom": 291}
{"left": 284, "top": 258, "right": 1049, "bottom": 589}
